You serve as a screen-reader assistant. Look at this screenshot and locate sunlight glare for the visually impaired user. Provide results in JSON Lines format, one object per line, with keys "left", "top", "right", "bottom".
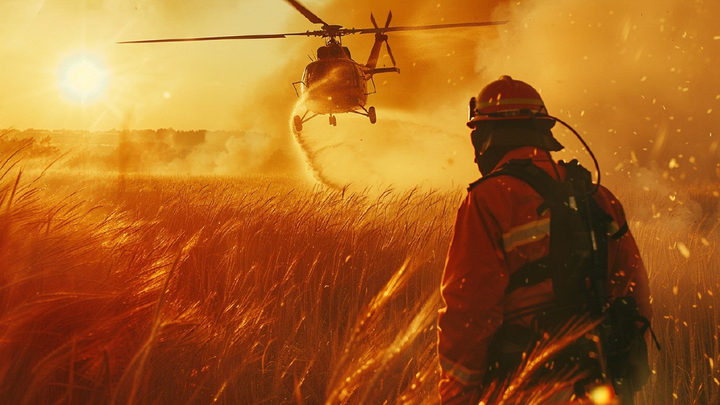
{"left": 58, "top": 53, "right": 109, "bottom": 104}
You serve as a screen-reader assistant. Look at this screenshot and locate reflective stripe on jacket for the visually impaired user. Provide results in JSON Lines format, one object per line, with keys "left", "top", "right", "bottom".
{"left": 437, "top": 147, "right": 652, "bottom": 403}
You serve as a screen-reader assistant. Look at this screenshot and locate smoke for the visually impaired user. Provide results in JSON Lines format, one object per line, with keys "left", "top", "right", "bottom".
{"left": 19, "top": 0, "right": 715, "bottom": 193}
{"left": 228, "top": 57, "right": 311, "bottom": 178}
{"left": 277, "top": 0, "right": 718, "bottom": 192}
{"left": 273, "top": 0, "right": 511, "bottom": 190}
{"left": 455, "top": 0, "right": 719, "bottom": 226}
{"left": 477, "top": 0, "right": 718, "bottom": 181}
{"left": 292, "top": 106, "right": 472, "bottom": 190}
{"left": 55, "top": 128, "right": 311, "bottom": 182}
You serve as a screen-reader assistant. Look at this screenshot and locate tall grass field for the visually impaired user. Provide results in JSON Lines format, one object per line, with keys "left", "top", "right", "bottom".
{"left": 0, "top": 145, "right": 718, "bottom": 404}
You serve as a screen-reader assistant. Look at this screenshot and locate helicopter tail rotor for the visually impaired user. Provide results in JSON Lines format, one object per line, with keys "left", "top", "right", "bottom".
{"left": 371, "top": 11, "right": 393, "bottom": 29}
{"left": 384, "top": 38, "right": 397, "bottom": 67}
{"left": 381, "top": 12, "right": 397, "bottom": 66}
{"left": 369, "top": 11, "right": 397, "bottom": 68}
{"left": 384, "top": 11, "right": 393, "bottom": 29}
{"left": 370, "top": 12, "right": 379, "bottom": 29}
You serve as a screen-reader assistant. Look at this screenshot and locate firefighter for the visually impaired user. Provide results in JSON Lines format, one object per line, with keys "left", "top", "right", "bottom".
{"left": 437, "top": 76, "right": 653, "bottom": 404}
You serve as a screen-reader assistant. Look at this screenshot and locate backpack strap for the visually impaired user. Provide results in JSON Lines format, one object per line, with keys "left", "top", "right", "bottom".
{"left": 467, "top": 159, "right": 561, "bottom": 198}
{"left": 484, "top": 159, "right": 564, "bottom": 207}
{"left": 611, "top": 222, "right": 629, "bottom": 240}
{"left": 483, "top": 160, "right": 568, "bottom": 296}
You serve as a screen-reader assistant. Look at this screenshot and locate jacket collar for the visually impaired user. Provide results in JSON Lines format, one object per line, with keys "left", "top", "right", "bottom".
{"left": 493, "top": 147, "right": 552, "bottom": 169}
{"left": 488, "top": 146, "right": 563, "bottom": 180}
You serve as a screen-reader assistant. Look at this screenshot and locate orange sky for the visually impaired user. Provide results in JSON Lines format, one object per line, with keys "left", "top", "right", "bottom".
{"left": 0, "top": 0, "right": 307, "bottom": 130}
{"left": 1, "top": 0, "right": 717, "bottom": 187}
{"left": 0, "top": 0, "right": 509, "bottom": 132}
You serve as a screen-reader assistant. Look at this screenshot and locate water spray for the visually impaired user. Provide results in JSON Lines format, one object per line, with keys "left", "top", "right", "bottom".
{"left": 289, "top": 103, "right": 344, "bottom": 189}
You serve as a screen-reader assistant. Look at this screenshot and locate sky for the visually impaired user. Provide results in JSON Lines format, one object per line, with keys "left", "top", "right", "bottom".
{"left": 1, "top": 0, "right": 718, "bottom": 188}
{"left": 0, "top": 0, "right": 303, "bottom": 130}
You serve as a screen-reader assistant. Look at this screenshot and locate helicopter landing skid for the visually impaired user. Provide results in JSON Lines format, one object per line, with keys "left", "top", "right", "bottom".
{"left": 351, "top": 106, "right": 377, "bottom": 124}
{"left": 293, "top": 111, "right": 319, "bottom": 132}
{"left": 294, "top": 106, "right": 375, "bottom": 131}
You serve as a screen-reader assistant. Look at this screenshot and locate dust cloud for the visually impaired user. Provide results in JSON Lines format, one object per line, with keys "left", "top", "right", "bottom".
{"left": 32, "top": 128, "right": 309, "bottom": 181}
{"left": 281, "top": 0, "right": 508, "bottom": 190}
{"left": 17, "top": 1, "right": 715, "bottom": 194}
{"left": 283, "top": 0, "right": 717, "bottom": 194}
{"left": 292, "top": 106, "right": 470, "bottom": 190}
{"left": 479, "top": 0, "right": 719, "bottom": 185}
{"left": 470, "top": 0, "right": 719, "bottom": 229}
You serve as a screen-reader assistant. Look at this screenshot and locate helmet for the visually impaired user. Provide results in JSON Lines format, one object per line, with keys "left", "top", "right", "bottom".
{"left": 467, "top": 76, "right": 562, "bottom": 158}
{"left": 467, "top": 75, "right": 552, "bottom": 128}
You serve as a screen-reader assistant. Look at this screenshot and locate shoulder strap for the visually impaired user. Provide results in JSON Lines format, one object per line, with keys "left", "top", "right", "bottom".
{"left": 468, "top": 159, "right": 565, "bottom": 209}
{"left": 489, "top": 160, "right": 566, "bottom": 295}
{"left": 487, "top": 159, "right": 563, "bottom": 200}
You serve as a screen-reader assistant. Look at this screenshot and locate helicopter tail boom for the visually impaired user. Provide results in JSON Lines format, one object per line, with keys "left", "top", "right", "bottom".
{"left": 365, "top": 32, "right": 386, "bottom": 70}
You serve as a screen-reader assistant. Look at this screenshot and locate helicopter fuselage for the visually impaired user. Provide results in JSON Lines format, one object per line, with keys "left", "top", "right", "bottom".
{"left": 299, "top": 57, "right": 368, "bottom": 115}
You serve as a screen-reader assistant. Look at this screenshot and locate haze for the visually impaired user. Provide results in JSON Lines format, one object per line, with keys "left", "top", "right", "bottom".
{"left": 1, "top": 0, "right": 717, "bottom": 188}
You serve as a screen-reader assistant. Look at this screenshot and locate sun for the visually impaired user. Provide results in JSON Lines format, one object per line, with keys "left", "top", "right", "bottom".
{"left": 58, "top": 53, "right": 109, "bottom": 104}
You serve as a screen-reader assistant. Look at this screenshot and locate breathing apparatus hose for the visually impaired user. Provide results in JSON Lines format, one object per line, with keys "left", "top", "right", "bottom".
{"left": 547, "top": 114, "right": 602, "bottom": 195}
{"left": 476, "top": 107, "right": 602, "bottom": 195}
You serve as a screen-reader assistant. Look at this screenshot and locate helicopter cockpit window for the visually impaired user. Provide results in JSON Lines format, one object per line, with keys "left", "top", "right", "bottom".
{"left": 317, "top": 47, "right": 331, "bottom": 59}
{"left": 305, "top": 61, "right": 358, "bottom": 87}
{"left": 317, "top": 45, "right": 351, "bottom": 59}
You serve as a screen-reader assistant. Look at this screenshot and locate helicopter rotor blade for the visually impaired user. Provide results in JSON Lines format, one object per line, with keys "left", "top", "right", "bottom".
{"left": 354, "top": 20, "right": 508, "bottom": 35}
{"left": 118, "top": 11, "right": 507, "bottom": 45}
{"left": 284, "top": 0, "right": 328, "bottom": 26}
{"left": 118, "top": 34, "right": 286, "bottom": 44}
{"left": 116, "top": 31, "right": 325, "bottom": 44}
{"left": 385, "top": 40, "right": 397, "bottom": 66}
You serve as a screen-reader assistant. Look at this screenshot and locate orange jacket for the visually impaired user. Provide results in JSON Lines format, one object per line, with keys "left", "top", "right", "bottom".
{"left": 437, "top": 147, "right": 652, "bottom": 404}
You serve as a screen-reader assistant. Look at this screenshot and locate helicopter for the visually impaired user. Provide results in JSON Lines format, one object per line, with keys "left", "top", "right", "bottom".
{"left": 119, "top": 0, "right": 507, "bottom": 131}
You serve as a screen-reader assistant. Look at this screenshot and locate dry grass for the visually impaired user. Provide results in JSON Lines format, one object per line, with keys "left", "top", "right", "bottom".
{"left": 0, "top": 146, "right": 718, "bottom": 404}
